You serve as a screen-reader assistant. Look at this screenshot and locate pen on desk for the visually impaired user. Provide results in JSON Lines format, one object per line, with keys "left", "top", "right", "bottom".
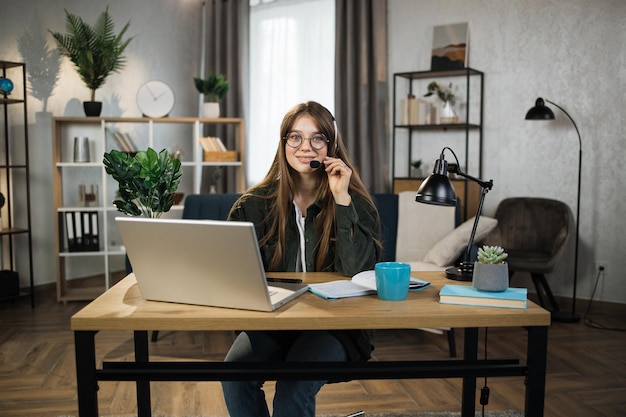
{"left": 345, "top": 412, "right": 365, "bottom": 417}
{"left": 266, "top": 277, "right": 303, "bottom": 284}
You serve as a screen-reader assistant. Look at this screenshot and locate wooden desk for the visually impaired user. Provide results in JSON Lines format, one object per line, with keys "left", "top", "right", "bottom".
{"left": 72, "top": 271, "right": 550, "bottom": 417}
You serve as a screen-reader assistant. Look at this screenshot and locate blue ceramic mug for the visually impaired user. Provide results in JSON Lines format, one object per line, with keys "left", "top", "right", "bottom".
{"left": 375, "top": 262, "right": 411, "bottom": 301}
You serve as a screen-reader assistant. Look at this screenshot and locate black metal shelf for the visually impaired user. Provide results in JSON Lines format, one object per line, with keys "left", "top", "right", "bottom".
{"left": 0, "top": 60, "right": 34, "bottom": 307}
{"left": 391, "top": 67, "right": 484, "bottom": 220}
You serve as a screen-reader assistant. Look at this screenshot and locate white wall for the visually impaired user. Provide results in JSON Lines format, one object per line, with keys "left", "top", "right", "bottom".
{"left": 1, "top": 0, "right": 625, "bottom": 305}
{"left": 1, "top": 0, "right": 204, "bottom": 294}
{"left": 388, "top": 0, "right": 626, "bottom": 304}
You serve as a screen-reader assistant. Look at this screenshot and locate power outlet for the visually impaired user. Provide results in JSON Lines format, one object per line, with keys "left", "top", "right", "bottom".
{"left": 595, "top": 261, "right": 608, "bottom": 275}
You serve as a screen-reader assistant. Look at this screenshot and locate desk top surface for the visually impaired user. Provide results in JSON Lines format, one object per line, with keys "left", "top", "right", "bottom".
{"left": 71, "top": 272, "right": 550, "bottom": 331}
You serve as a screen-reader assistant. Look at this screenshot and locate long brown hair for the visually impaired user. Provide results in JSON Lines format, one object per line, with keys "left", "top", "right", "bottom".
{"left": 247, "top": 101, "right": 379, "bottom": 271}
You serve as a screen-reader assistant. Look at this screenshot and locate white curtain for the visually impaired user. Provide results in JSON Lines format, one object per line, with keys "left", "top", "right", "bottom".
{"left": 248, "top": 0, "right": 335, "bottom": 185}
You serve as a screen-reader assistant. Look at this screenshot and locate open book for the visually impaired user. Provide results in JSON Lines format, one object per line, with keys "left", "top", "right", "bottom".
{"left": 308, "top": 270, "right": 430, "bottom": 300}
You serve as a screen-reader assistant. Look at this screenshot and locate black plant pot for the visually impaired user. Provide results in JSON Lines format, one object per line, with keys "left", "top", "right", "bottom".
{"left": 83, "top": 101, "right": 102, "bottom": 117}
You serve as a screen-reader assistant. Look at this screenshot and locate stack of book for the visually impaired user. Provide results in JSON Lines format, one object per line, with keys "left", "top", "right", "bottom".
{"left": 200, "top": 136, "right": 238, "bottom": 162}
{"left": 439, "top": 284, "right": 527, "bottom": 309}
{"left": 63, "top": 211, "right": 100, "bottom": 252}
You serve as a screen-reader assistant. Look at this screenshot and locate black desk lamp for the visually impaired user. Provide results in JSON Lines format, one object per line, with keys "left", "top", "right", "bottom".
{"left": 416, "top": 147, "right": 493, "bottom": 281}
{"left": 525, "top": 97, "right": 581, "bottom": 323}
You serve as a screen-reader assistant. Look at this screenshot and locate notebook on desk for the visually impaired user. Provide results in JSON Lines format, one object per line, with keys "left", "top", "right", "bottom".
{"left": 116, "top": 217, "right": 309, "bottom": 311}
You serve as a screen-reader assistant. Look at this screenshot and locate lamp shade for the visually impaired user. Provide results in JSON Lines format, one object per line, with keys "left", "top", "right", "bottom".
{"left": 416, "top": 156, "right": 457, "bottom": 206}
{"left": 525, "top": 98, "right": 555, "bottom": 120}
{"left": 415, "top": 175, "right": 457, "bottom": 207}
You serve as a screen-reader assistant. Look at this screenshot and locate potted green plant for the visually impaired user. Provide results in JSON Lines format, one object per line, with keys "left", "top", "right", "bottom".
{"left": 472, "top": 245, "right": 509, "bottom": 292}
{"left": 103, "top": 148, "right": 182, "bottom": 218}
{"left": 49, "top": 6, "right": 133, "bottom": 117}
{"left": 410, "top": 159, "right": 423, "bottom": 178}
{"left": 194, "top": 72, "right": 229, "bottom": 118}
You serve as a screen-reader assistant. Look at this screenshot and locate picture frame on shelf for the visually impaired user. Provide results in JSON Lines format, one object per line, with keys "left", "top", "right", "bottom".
{"left": 431, "top": 22, "right": 469, "bottom": 71}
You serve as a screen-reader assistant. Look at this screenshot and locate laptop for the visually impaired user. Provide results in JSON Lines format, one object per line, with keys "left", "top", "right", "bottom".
{"left": 116, "top": 217, "right": 309, "bottom": 311}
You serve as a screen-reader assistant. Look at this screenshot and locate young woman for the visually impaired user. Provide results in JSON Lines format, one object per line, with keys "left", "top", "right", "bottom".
{"left": 221, "top": 101, "right": 382, "bottom": 417}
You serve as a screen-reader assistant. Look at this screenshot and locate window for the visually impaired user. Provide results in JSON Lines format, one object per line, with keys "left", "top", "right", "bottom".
{"left": 248, "top": 0, "right": 335, "bottom": 185}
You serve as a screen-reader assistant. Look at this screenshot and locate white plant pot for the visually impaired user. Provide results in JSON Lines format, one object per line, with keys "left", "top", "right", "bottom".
{"left": 202, "top": 102, "right": 220, "bottom": 118}
{"left": 472, "top": 262, "right": 509, "bottom": 292}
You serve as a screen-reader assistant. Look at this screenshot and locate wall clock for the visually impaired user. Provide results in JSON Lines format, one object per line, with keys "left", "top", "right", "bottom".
{"left": 136, "top": 80, "right": 175, "bottom": 118}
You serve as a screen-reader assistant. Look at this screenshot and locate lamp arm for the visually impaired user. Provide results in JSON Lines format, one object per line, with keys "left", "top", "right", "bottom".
{"left": 545, "top": 99, "right": 582, "bottom": 151}
{"left": 463, "top": 185, "right": 489, "bottom": 263}
{"left": 545, "top": 98, "right": 582, "bottom": 314}
{"left": 452, "top": 169, "right": 494, "bottom": 191}
{"left": 440, "top": 146, "right": 494, "bottom": 190}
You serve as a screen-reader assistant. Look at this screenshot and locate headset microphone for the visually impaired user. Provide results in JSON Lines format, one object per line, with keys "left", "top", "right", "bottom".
{"left": 310, "top": 109, "right": 339, "bottom": 169}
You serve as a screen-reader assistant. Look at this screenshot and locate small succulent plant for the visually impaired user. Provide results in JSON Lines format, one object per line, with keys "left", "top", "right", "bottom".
{"left": 477, "top": 245, "right": 508, "bottom": 264}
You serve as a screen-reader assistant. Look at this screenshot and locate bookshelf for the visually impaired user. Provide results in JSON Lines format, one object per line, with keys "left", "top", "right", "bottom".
{"left": 52, "top": 117, "right": 245, "bottom": 301}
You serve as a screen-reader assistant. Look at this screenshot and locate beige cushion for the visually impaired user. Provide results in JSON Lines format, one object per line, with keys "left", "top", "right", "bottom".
{"left": 395, "top": 191, "right": 456, "bottom": 263}
{"left": 423, "top": 216, "right": 498, "bottom": 267}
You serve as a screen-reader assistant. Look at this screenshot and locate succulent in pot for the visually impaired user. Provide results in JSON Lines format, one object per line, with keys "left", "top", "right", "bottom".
{"left": 473, "top": 245, "right": 509, "bottom": 292}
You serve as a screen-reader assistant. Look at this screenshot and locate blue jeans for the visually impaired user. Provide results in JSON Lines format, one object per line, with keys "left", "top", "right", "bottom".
{"left": 221, "top": 330, "right": 348, "bottom": 417}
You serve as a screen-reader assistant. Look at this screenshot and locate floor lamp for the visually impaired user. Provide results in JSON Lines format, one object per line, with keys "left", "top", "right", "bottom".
{"left": 525, "top": 98, "right": 581, "bottom": 323}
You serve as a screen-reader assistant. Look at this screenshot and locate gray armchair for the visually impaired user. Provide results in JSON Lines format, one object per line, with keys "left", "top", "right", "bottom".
{"left": 484, "top": 197, "right": 572, "bottom": 314}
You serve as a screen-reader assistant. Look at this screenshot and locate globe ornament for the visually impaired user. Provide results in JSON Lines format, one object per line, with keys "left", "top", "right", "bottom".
{"left": 0, "top": 78, "right": 14, "bottom": 95}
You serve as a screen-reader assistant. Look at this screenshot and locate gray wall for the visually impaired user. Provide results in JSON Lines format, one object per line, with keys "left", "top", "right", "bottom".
{"left": 1, "top": 0, "right": 625, "bottom": 305}
{"left": 388, "top": 0, "right": 626, "bottom": 305}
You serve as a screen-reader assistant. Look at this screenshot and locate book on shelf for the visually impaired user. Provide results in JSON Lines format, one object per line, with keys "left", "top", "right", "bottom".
{"left": 308, "top": 270, "right": 430, "bottom": 300}
{"left": 199, "top": 136, "right": 227, "bottom": 152}
{"left": 200, "top": 136, "right": 238, "bottom": 162}
{"left": 439, "top": 284, "right": 527, "bottom": 309}
{"left": 111, "top": 131, "right": 138, "bottom": 153}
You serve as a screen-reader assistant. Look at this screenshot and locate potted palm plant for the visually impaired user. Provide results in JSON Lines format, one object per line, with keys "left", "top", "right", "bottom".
{"left": 472, "top": 245, "right": 509, "bottom": 292}
{"left": 49, "top": 6, "right": 133, "bottom": 117}
{"left": 194, "top": 72, "right": 229, "bottom": 118}
{"left": 103, "top": 148, "right": 182, "bottom": 218}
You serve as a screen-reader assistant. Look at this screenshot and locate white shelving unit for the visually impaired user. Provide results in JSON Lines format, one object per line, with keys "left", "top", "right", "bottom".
{"left": 52, "top": 116, "right": 245, "bottom": 301}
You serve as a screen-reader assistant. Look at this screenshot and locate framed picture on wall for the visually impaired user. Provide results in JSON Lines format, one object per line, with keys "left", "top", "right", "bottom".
{"left": 430, "top": 23, "right": 469, "bottom": 71}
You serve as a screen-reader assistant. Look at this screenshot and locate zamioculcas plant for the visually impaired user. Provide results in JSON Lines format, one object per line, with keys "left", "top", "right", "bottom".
{"left": 103, "top": 148, "right": 182, "bottom": 218}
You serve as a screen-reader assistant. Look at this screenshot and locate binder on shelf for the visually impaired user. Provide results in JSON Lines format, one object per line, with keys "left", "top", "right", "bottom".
{"left": 81, "top": 212, "right": 92, "bottom": 251}
{"left": 65, "top": 212, "right": 77, "bottom": 252}
{"left": 90, "top": 212, "right": 100, "bottom": 251}
{"left": 73, "top": 211, "right": 83, "bottom": 251}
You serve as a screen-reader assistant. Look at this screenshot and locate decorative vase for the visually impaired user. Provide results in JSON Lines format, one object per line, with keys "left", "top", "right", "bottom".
{"left": 440, "top": 100, "right": 458, "bottom": 124}
{"left": 83, "top": 101, "right": 102, "bottom": 117}
{"left": 202, "top": 102, "right": 220, "bottom": 118}
{"left": 472, "top": 262, "right": 509, "bottom": 292}
{"left": 410, "top": 167, "right": 423, "bottom": 178}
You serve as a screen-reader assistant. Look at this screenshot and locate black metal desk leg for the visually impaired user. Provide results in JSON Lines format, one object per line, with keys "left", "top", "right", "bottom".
{"left": 461, "top": 327, "right": 478, "bottom": 417}
{"left": 134, "top": 331, "right": 152, "bottom": 417}
{"left": 75, "top": 331, "right": 99, "bottom": 417}
{"left": 525, "top": 326, "right": 548, "bottom": 417}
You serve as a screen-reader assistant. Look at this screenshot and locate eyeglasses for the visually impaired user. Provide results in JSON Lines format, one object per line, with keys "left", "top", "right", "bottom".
{"left": 283, "top": 131, "right": 329, "bottom": 150}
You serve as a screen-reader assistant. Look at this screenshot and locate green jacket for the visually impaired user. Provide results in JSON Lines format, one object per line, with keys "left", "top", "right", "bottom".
{"left": 228, "top": 183, "right": 382, "bottom": 361}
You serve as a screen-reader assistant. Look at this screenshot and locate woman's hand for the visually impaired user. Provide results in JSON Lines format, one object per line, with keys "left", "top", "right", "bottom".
{"left": 324, "top": 157, "right": 352, "bottom": 206}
